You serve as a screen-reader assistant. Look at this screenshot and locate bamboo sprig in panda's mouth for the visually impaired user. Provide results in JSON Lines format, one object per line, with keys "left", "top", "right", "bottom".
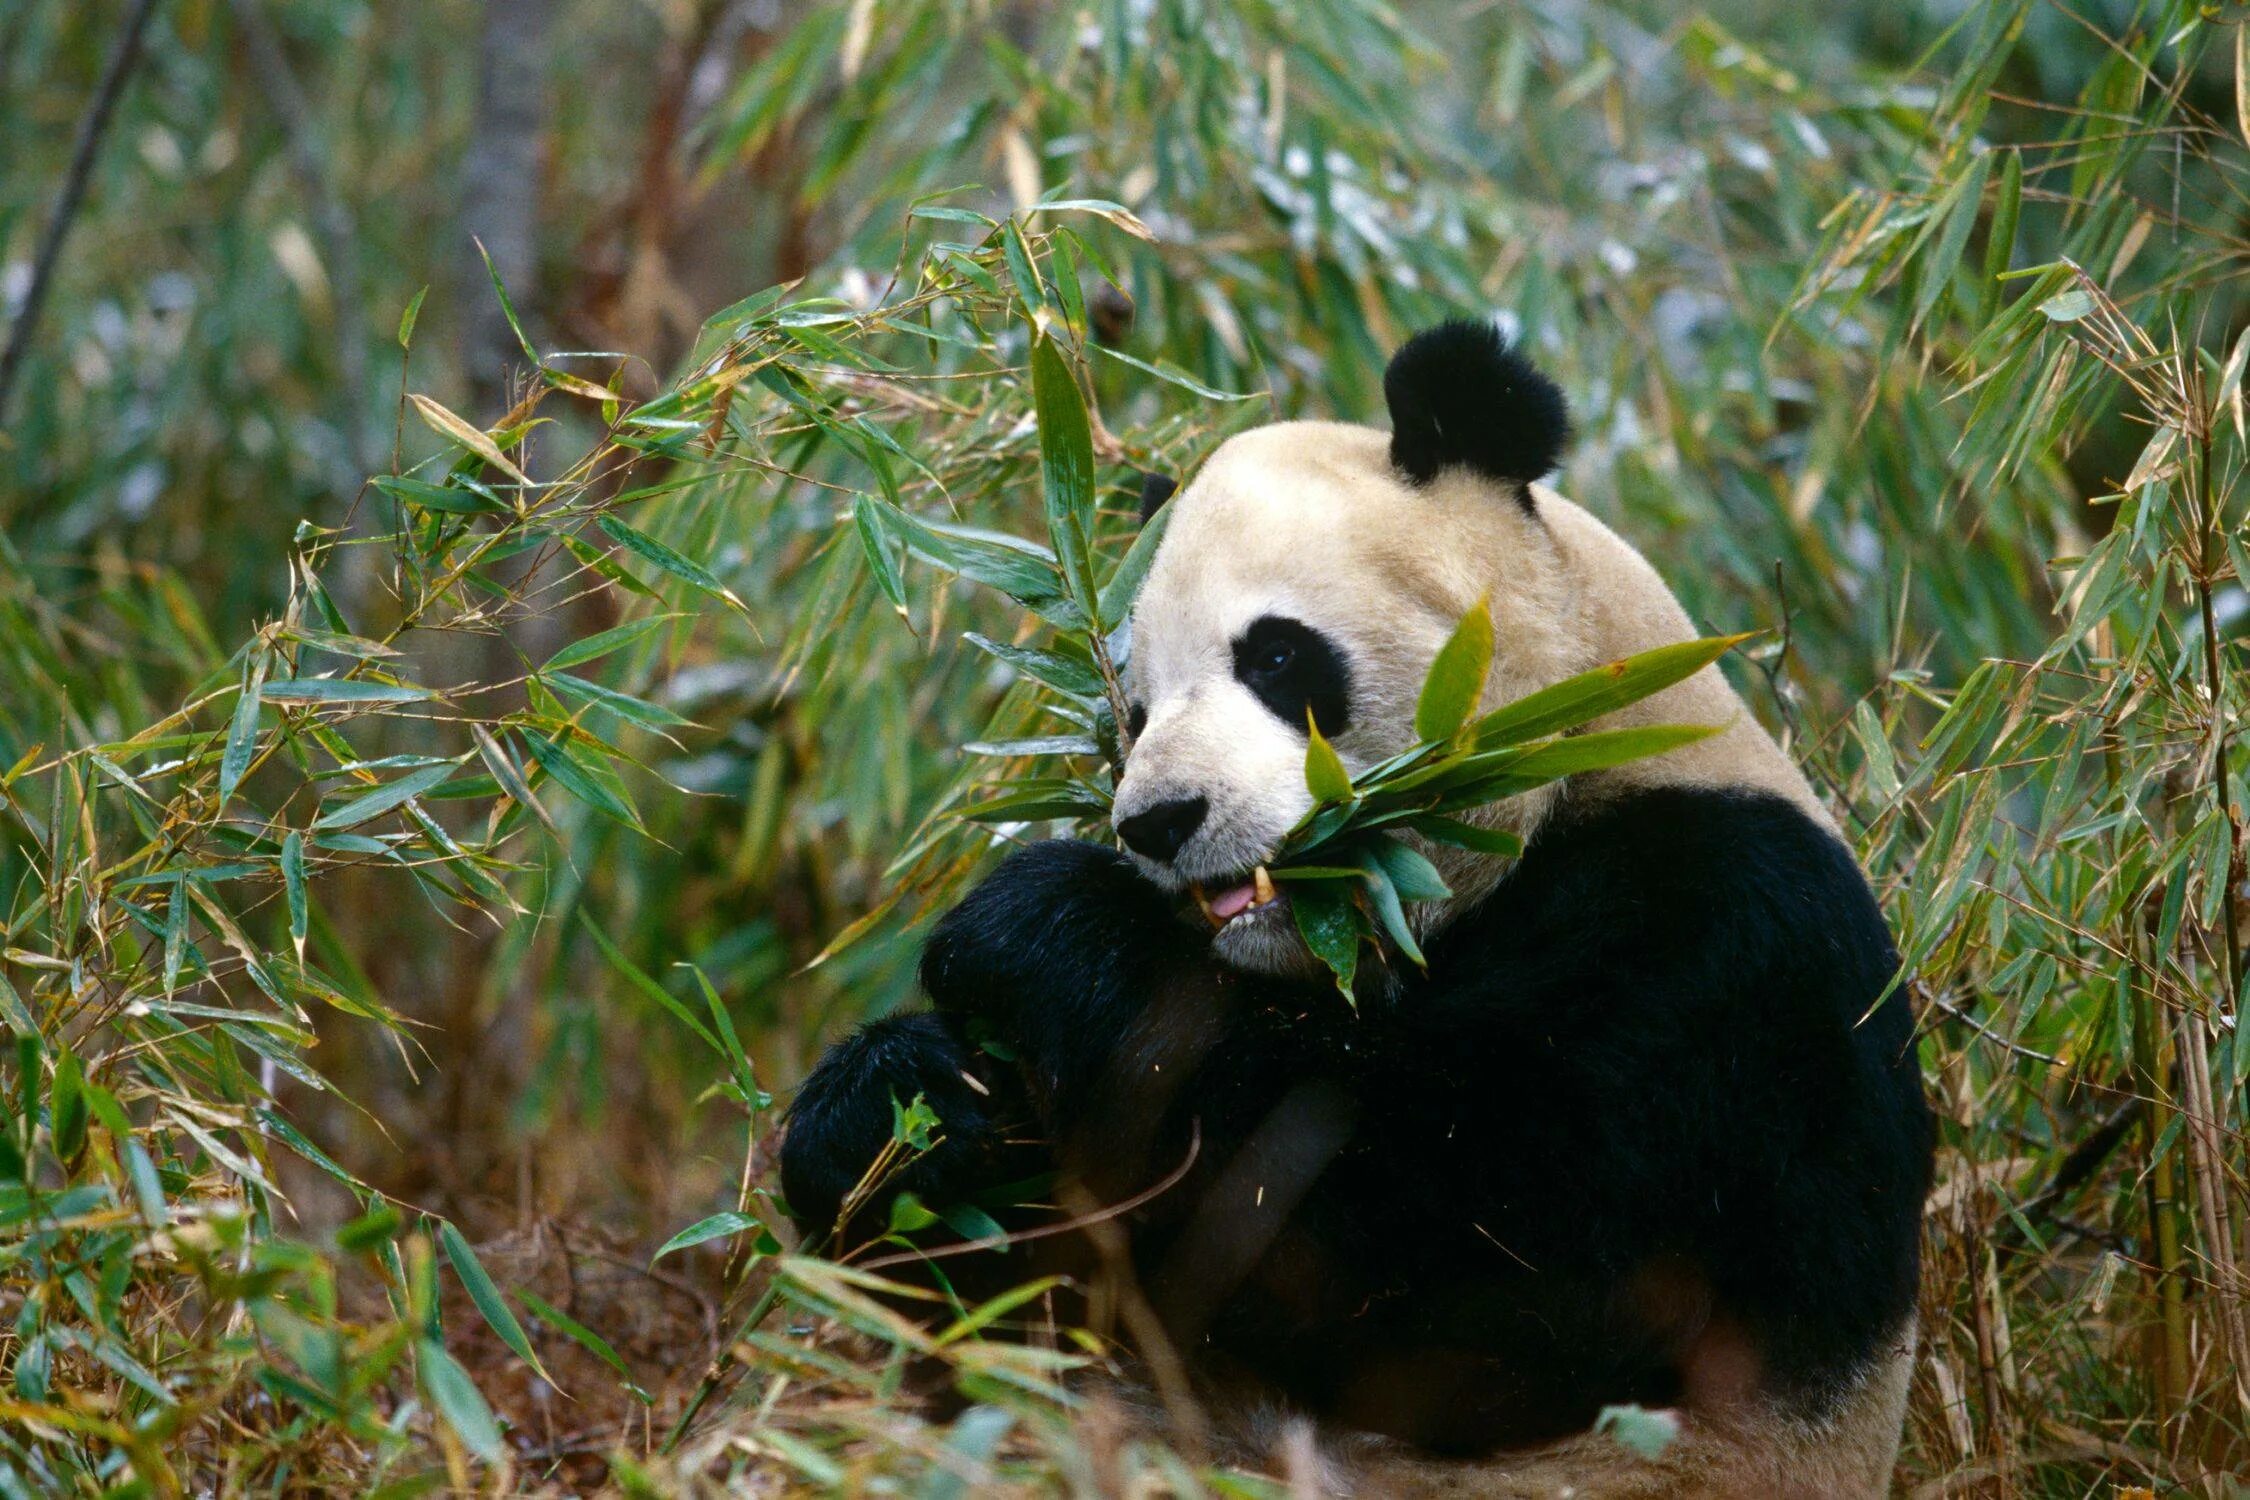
{"left": 1224, "top": 609, "right": 1750, "bottom": 1000}
{"left": 1191, "top": 866, "right": 1280, "bottom": 929}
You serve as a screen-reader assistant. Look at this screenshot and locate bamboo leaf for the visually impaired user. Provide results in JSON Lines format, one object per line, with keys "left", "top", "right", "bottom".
{"left": 517, "top": 1291, "right": 649, "bottom": 1402}
{"left": 409, "top": 392, "right": 533, "bottom": 485}
{"left": 397, "top": 285, "right": 428, "bottom": 349}
{"left": 438, "top": 1220, "right": 555, "bottom": 1387}
{"left": 262, "top": 678, "right": 433, "bottom": 705}
{"left": 282, "top": 831, "right": 307, "bottom": 965}
{"left": 651, "top": 1211, "right": 762, "bottom": 1265}
{"left": 217, "top": 655, "right": 267, "bottom": 808}
{"left": 1030, "top": 330, "right": 1097, "bottom": 606}
{"left": 312, "top": 764, "right": 454, "bottom": 832}
{"left": 544, "top": 615, "right": 680, "bottom": 673}
{"left": 1289, "top": 879, "right": 1360, "bottom": 1003}
{"left": 1472, "top": 636, "right": 1748, "bottom": 747}
{"left": 524, "top": 731, "right": 641, "bottom": 828}
{"left": 417, "top": 1339, "right": 504, "bottom": 1460}
{"left": 597, "top": 514, "right": 747, "bottom": 613}
{"left": 1416, "top": 598, "right": 1494, "bottom": 743}
{"left": 1304, "top": 717, "right": 1353, "bottom": 804}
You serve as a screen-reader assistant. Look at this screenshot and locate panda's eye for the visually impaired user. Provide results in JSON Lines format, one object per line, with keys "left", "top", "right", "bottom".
{"left": 1125, "top": 702, "right": 1147, "bottom": 738}
{"left": 1231, "top": 615, "right": 1352, "bottom": 736}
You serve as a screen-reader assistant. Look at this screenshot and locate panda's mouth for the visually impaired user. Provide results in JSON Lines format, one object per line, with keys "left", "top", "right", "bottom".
{"left": 1191, "top": 865, "right": 1283, "bottom": 929}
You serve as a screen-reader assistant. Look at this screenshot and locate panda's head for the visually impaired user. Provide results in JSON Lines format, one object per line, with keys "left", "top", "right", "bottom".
{"left": 1113, "top": 321, "right": 1592, "bottom": 976}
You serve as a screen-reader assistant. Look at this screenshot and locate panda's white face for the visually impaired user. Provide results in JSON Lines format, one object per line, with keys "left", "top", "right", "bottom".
{"left": 1115, "top": 422, "right": 1578, "bottom": 977}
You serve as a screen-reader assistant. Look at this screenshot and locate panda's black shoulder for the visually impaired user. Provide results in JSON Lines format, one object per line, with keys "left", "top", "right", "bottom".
{"left": 1461, "top": 784, "right": 1900, "bottom": 998}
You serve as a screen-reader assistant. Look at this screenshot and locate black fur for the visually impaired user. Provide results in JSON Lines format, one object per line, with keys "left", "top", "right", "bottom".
{"left": 1138, "top": 470, "right": 1179, "bottom": 522}
{"left": 781, "top": 788, "right": 1932, "bottom": 1455}
{"left": 1385, "top": 319, "right": 1571, "bottom": 501}
{"left": 1232, "top": 614, "right": 1352, "bottom": 736}
{"left": 777, "top": 1011, "right": 1037, "bottom": 1243}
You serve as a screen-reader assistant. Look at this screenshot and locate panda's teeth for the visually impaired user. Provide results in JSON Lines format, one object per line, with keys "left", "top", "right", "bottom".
{"left": 1252, "top": 866, "right": 1276, "bottom": 907}
{"left": 1191, "top": 884, "right": 1225, "bottom": 929}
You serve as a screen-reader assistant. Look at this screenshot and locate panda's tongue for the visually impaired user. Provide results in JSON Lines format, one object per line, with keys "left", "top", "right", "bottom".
{"left": 1195, "top": 866, "right": 1277, "bottom": 927}
{"left": 1205, "top": 881, "right": 1258, "bottom": 921}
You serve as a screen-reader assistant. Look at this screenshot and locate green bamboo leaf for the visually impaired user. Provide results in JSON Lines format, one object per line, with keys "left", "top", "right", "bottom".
{"left": 1097, "top": 498, "right": 1174, "bottom": 631}
{"left": 963, "top": 634, "right": 1105, "bottom": 698}
{"left": 961, "top": 735, "right": 1102, "bottom": 758}
{"left": 1416, "top": 599, "right": 1494, "bottom": 743}
{"left": 1914, "top": 150, "right": 1989, "bottom": 329}
{"left": 579, "top": 912, "right": 723, "bottom": 1054}
{"left": 544, "top": 616, "right": 680, "bottom": 673}
{"left": 282, "top": 831, "right": 307, "bottom": 964}
{"left": 397, "top": 285, "right": 428, "bottom": 348}
{"left": 372, "top": 475, "right": 507, "bottom": 515}
{"left": 50, "top": 1050, "right": 86, "bottom": 1163}
{"left": 439, "top": 1219, "right": 555, "bottom": 1386}
{"left": 1001, "top": 219, "right": 1045, "bottom": 315}
{"left": 1478, "top": 722, "right": 1721, "bottom": 791}
{"left": 1404, "top": 815, "right": 1523, "bottom": 856}
{"left": 870, "top": 499, "right": 1079, "bottom": 625}
{"left": 262, "top": 678, "right": 432, "bottom": 705}
{"left": 524, "top": 732, "right": 641, "bottom": 828}
{"left": 1289, "top": 879, "right": 1360, "bottom": 1004}
{"left": 1030, "top": 331, "right": 1097, "bottom": 602}
{"left": 1090, "top": 344, "right": 1256, "bottom": 401}
{"left": 1471, "top": 635, "right": 1749, "bottom": 747}
{"left": 417, "top": 1339, "right": 504, "bottom": 1460}
{"left": 544, "top": 672, "right": 695, "bottom": 732}
{"left": 1597, "top": 1404, "right": 1680, "bottom": 1460}
{"left": 123, "top": 1139, "right": 167, "bottom": 1228}
{"left": 517, "top": 1290, "right": 649, "bottom": 1402}
{"left": 472, "top": 725, "right": 555, "bottom": 836}
{"left": 1352, "top": 854, "right": 1425, "bottom": 969}
{"left": 598, "top": 514, "right": 747, "bottom": 613}
{"left": 312, "top": 764, "right": 454, "bottom": 832}
{"left": 1304, "top": 717, "right": 1353, "bottom": 804}
{"left": 652, "top": 1211, "right": 763, "bottom": 1264}
{"left": 1977, "top": 150, "right": 2022, "bottom": 324}
{"left": 683, "top": 963, "right": 761, "bottom": 1106}
{"left": 161, "top": 876, "right": 189, "bottom": 995}
{"left": 953, "top": 779, "right": 1110, "bottom": 823}
{"left": 1363, "top": 837, "right": 1453, "bottom": 903}
{"left": 475, "top": 237, "right": 537, "bottom": 365}
{"left": 854, "top": 498, "right": 909, "bottom": 617}
{"left": 218, "top": 655, "right": 267, "bottom": 808}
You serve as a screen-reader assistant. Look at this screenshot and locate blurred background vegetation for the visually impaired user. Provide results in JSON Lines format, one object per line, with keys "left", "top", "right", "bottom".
{"left": 2, "top": 0, "right": 2247, "bottom": 1493}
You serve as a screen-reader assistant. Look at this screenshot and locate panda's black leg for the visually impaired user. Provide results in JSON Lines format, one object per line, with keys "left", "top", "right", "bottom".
{"left": 919, "top": 840, "right": 1208, "bottom": 1126}
{"left": 778, "top": 1010, "right": 1042, "bottom": 1251}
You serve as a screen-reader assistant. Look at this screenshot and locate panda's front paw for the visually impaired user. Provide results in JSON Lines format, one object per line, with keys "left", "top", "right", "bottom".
{"left": 779, "top": 1012, "right": 1022, "bottom": 1247}
{"left": 920, "top": 839, "right": 1184, "bottom": 1021}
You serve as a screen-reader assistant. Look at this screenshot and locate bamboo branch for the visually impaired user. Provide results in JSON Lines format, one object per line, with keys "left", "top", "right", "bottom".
{"left": 0, "top": 0, "right": 163, "bottom": 421}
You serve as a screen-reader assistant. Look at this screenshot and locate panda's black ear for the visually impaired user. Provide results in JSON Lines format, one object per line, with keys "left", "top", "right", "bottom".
{"left": 1137, "top": 471, "right": 1179, "bottom": 523}
{"left": 1384, "top": 319, "right": 1570, "bottom": 508}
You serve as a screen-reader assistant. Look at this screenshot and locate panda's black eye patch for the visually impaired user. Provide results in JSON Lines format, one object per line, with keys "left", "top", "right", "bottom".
{"left": 1231, "top": 615, "right": 1350, "bottom": 736}
{"left": 1125, "top": 702, "right": 1147, "bottom": 738}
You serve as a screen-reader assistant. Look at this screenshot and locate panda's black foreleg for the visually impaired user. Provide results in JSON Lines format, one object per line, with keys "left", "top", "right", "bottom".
{"left": 777, "top": 1009, "right": 1041, "bottom": 1250}
{"left": 781, "top": 839, "right": 1201, "bottom": 1251}
{"left": 919, "top": 839, "right": 1214, "bottom": 1136}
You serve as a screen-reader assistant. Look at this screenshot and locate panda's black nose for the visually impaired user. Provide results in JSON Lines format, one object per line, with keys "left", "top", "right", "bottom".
{"left": 1116, "top": 795, "right": 1208, "bottom": 863}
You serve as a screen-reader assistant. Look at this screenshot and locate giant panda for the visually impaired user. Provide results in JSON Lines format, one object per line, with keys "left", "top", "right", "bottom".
{"left": 780, "top": 321, "right": 1934, "bottom": 1498}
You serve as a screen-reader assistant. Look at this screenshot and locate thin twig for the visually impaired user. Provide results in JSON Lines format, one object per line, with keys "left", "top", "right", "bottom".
{"left": 0, "top": 0, "right": 164, "bottom": 421}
